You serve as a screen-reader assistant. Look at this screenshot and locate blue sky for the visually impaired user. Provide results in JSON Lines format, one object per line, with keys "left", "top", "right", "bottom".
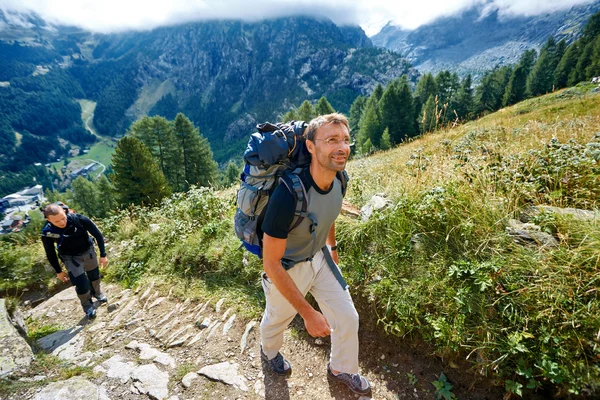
{"left": 0, "top": 0, "right": 596, "bottom": 35}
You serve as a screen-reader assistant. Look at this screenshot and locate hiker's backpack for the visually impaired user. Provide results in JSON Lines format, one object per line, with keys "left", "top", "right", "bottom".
{"left": 234, "top": 121, "right": 348, "bottom": 257}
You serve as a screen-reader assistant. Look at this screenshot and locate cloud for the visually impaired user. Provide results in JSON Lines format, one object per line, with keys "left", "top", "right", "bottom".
{"left": 0, "top": 0, "right": 596, "bottom": 34}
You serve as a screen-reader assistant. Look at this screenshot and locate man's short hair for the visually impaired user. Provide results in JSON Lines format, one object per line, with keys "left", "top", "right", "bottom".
{"left": 43, "top": 204, "right": 64, "bottom": 217}
{"left": 305, "top": 113, "right": 350, "bottom": 141}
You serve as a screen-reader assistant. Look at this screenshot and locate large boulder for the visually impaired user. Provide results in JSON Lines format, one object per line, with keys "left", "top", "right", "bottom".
{"left": 0, "top": 299, "right": 34, "bottom": 376}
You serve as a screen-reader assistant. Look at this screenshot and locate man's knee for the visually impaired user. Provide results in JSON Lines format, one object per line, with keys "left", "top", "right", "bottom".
{"left": 69, "top": 272, "right": 90, "bottom": 294}
{"left": 87, "top": 267, "right": 100, "bottom": 282}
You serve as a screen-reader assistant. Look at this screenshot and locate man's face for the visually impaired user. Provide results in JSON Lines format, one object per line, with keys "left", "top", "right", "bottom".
{"left": 308, "top": 123, "right": 351, "bottom": 172}
{"left": 46, "top": 209, "right": 67, "bottom": 228}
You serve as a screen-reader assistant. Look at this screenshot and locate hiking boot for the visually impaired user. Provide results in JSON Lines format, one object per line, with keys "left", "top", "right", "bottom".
{"left": 261, "top": 347, "right": 292, "bottom": 375}
{"left": 85, "top": 307, "right": 96, "bottom": 319}
{"left": 327, "top": 363, "right": 371, "bottom": 395}
{"left": 94, "top": 293, "right": 108, "bottom": 304}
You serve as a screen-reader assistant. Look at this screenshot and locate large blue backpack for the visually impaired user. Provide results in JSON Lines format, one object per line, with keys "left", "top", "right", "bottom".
{"left": 234, "top": 121, "right": 348, "bottom": 257}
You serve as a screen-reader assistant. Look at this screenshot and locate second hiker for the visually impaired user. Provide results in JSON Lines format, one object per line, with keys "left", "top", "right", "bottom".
{"left": 41, "top": 203, "right": 108, "bottom": 319}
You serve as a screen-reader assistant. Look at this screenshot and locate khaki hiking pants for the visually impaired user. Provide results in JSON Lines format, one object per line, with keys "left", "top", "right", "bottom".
{"left": 260, "top": 248, "right": 360, "bottom": 374}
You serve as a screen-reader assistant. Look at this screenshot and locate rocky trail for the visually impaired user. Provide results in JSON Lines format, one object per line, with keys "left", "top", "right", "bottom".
{"left": 2, "top": 282, "right": 506, "bottom": 400}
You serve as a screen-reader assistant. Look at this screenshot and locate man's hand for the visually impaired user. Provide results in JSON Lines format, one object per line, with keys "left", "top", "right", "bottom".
{"left": 99, "top": 256, "right": 108, "bottom": 269}
{"left": 303, "top": 309, "right": 331, "bottom": 338}
{"left": 56, "top": 271, "right": 69, "bottom": 283}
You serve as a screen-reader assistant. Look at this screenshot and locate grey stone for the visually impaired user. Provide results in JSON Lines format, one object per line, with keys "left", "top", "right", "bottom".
{"left": 215, "top": 298, "right": 225, "bottom": 314}
{"left": 197, "top": 317, "right": 211, "bottom": 329}
{"left": 506, "top": 219, "right": 559, "bottom": 247}
{"left": 34, "top": 376, "right": 110, "bottom": 400}
{"left": 155, "top": 306, "right": 179, "bottom": 327}
{"left": 95, "top": 354, "right": 137, "bottom": 383}
{"left": 360, "top": 194, "right": 391, "bottom": 221}
{"left": 28, "top": 288, "right": 78, "bottom": 320}
{"left": 140, "top": 281, "right": 155, "bottom": 301}
{"left": 108, "top": 298, "right": 138, "bottom": 328}
{"left": 222, "top": 314, "right": 236, "bottom": 336}
{"left": 126, "top": 341, "right": 176, "bottom": 368}
{"left": 521, "top": 205, "right": 597, "bottom": 223}
{"left": 9, "top": 307, "right": 28, "bottom": 336}
{"left": 0, "top": 299, "right": 34, "bottom": 376}
{"left": 220, "top": 307, "right": 232, "bottom": 321}
{"left": 240, "top": 321, "right": 257, "bottom": 354}
{"left": 198, "top": 361, "right": 248, "bottom": 391}
{"left": 165, "top": 324, "right": 192, "bottom": 345}
{"left": 186, "top": 330, "right": 204, "bottom": 347}
{"left": 181, "top": 372, "right": 199, "bottom": 388}
{"left": 37, "top": 326, "right": 85, "bottom": 360}
{"left": 132, "top": 363, "right": 169, "bottom": 400}
{"left": 206, "top": 322, "right": 222, "bottom": 339}
{"left": 156, "top": 317, "right": 181, "bottom": 339}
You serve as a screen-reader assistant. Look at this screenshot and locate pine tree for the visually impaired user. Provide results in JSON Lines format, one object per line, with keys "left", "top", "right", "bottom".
{"left": 380, "top": 128, "right": 391, "bottom": 150}
{"left": 356, "top": 98, "right": 381, "bottom": 152}
{"left": 414, "top": 73, "right": 438, "bottom": 130}
{"left": 129, "top": 116, "right": 178, "bottom": 189}
{"left": 110, "top": 137, "right": 171, "bottom": 206}
{"left": 282, "top": 109, "right": 298, "bottom": 122}
{"left": 527, "top": 38, "right": 558, "bottom": 96}
{"left": 555, "top": 43, "right": 581, "bottom": 89}
{"left": 222, "top": 161, "right": 241, "bottom": 188}
{"left": 581, "top": 10, "right": 600, "bottom": 45}
{"left": 454, "top": 75, "right": 474, "bottom": 120}
{"left": 95, "top": 175, "right": 118, "bottom": 217}
{"left": 297, "top": 100, "right": 315, "bottom": 122}
{"left": 420, "top": 95, "right": 438, "bottom": 133}
{"left": 371, "top": 84, "right": 384, "bottom": 103}
{"left": 71, "top": 176, "right": 99, "bottom": 217}
{"left": 553, "top": 40, "right": 567, "bottom": 72}
{"left": 503, "top": 65, "right": 528, "bottom": 106}
{"left": 315, "top": 96, "right": 335, "bottom": 116}
{"left": 415, "top": 73, "right": 438, "bottom": 105}
{"left": 475, "top": 66, "right": 511, "bottom": 115}
{"left": 380, "top": 76, "right": 416, "bottom": 144}
{"left": 435, "top": 71, "right": 460, "bottom": 106}
{"left": 572, "top": 41, "right": 594, "bottom": 84}
{"left": 519, "top": 49, "right": 538, "bottom": 77}
{"left": 349, "top": 96, "right": 366, "bottom": 139}
{"left": 173, "top": 113, "right": 217, "bottom": 190}
{"left": 379, "top": 80, "right": 402, "bottom": 144}
{"left": 584, "top": 34, "right": 600, "bottom": 79}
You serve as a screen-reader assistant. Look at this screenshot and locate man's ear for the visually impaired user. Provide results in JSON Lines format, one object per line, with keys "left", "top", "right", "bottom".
{"left": 306, "top": 139, "right": 316, "bottom": 156}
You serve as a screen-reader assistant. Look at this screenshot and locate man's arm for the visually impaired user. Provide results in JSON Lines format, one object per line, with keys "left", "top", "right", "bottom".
{"left": 41, "top": 236, "right": 68, "bottom": 282}
{"left": 79, "top": 215, "right": 108, "bottom": 267}
{"left": 326, "top": 222, "right": 339, "bottom": 264}
{"left": 263, "top": 233, "right": 331, "bottom": 337}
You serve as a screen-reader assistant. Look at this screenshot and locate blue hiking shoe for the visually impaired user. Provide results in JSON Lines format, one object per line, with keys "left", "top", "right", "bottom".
{"left": 327, "top": 363, "right": 371, "bottom": 395}
{"left": 85, "top": 307, "right": 97, "bottom": 319}
{"left": 261, "top": 347, "right": 292, "bottom": 376}
{"left": 94, "top": 293, "right": 108, "bottom": 304}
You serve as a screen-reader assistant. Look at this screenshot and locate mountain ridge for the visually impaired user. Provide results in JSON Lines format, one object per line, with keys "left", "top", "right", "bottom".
{"left": 372, "top": 1, "right": 600, "bottom": 78}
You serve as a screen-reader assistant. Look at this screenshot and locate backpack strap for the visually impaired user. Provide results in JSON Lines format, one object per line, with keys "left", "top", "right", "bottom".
{"left": 336, "top": 170, "right": 349, "bottom": 197}
{"left": 278, "top": 168, "right": 309, "bottom": 232}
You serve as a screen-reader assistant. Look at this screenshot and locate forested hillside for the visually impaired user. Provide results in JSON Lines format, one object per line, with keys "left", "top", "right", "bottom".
{"left": 0, "top": 12, "right": 415, "bottom": 198}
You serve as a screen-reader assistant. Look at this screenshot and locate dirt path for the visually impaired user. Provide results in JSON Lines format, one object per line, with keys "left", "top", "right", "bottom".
{"left": 7, "top": 282, "right": 510, "bottom": 400}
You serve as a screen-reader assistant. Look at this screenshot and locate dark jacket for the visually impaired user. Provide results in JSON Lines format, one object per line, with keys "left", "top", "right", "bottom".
{"left": 41, "top": 213, "right": 106, "bottom": 273}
